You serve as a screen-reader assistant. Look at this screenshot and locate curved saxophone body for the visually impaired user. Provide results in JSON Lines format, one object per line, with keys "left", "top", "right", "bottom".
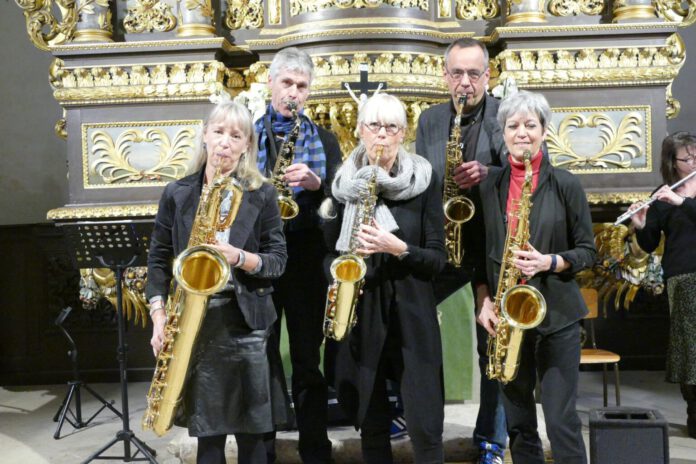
{"left": 486, "top": 151, "right": 547, "bottom": 384}
{"left": 142, "top": 169, "right": 243, "bottom": 437}
{"left": 443, "top": 96, "right": 475, "bottom": 267}
{"left": 271, "top": 102, "right": 301, "bottom": 221}
{"left": 323, "top": 146, "right": 383, "bottom": 341}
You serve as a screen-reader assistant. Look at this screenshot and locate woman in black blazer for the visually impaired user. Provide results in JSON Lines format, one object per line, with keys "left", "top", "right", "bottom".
{"left": 147, "top": 101, "right": 289, "bottom": 464}
{"left": 475, "top": 91, "right": 596, "bottom": 464}
{"left": 321, "top": 93, "right": 447, "bottom": 464}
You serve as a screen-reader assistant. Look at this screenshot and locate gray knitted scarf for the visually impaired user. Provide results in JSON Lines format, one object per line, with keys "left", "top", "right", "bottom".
{"left": 331, "top": 143, "right": 432, "bottom": 252}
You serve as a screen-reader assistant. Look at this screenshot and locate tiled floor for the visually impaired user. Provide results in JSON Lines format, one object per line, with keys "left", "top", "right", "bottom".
{"left": 1, "top": 371, "right": 694, "bottom": 463}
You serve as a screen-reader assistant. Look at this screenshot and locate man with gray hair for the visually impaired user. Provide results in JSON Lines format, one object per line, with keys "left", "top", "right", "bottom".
{"left": 416, "top": 37, "right": 508, "bottom": 464}
{"left": 254, "top": 46, "right": 342, "bottom": 464}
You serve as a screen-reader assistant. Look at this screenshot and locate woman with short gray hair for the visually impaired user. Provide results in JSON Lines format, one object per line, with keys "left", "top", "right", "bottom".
{"left": 475, "top": 90, "right": 596, "bottom": 463}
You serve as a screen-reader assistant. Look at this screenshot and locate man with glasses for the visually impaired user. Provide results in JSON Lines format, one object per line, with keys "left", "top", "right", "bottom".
{"left": 255, "top": 47, "right": 343, "bottom": 464}
{"left": 416, "top": 37, "right": 507, "bottom": 464}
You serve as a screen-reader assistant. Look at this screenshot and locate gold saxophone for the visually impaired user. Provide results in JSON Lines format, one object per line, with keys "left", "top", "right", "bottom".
{"left": 270, "top": 101, "right": 301, "bottom": 220}
{"left": 486, "top": 150, "right": 547, "bottom": 384}
{"left": 142, "top": 166, "right": 244, "bottom": 436}
{"left": 443, "top": 95, "right": 475, "bottom": 267}
{"left": 323, "top": 146, "right": 383, "bottom": 341}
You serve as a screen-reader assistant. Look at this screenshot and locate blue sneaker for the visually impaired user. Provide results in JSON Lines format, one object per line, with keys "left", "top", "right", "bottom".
{"left": 389, "top": 415, "right": 408, "bottom": 440}
{"left": 478, "top": 441, "right": 504, "bottom": 464}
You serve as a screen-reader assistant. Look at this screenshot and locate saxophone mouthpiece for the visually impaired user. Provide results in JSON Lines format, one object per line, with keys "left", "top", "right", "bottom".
{"left": 285, "top": 101, "right": 298, "bottom": 111}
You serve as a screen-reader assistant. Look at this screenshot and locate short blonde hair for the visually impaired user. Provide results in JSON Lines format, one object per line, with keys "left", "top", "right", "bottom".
{"left": 194, "top": 101, "right": 265, "bottom": 190}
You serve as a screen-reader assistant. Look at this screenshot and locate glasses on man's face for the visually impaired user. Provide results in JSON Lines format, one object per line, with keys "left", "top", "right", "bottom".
{"left": 446, "top": 68, "right": 485, "bottom": 83}
{"left": 364, "top": 122, "right": 401, "bottom": 136}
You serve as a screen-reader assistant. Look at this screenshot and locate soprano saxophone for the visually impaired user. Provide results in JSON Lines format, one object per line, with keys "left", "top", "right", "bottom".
{"left": 323, "top": 146, "right": 383, "bottom": 341}
{"left": 443, "top": 95, "right": 475, "bottom": 267}
{"left": 142, "top": 165, "right": 243, "bottom": 436}
{"left": 271, "top": 101, "right": 301, "bottom": 220}
{"left": 486, "top": 150, "right": 547, "bottom": 384}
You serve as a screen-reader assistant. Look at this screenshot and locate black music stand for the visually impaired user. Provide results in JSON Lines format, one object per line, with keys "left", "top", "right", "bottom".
{"left": 60, "top": 220, "right": 157, "bottom": 463}
{"left": 52, "top": 306, "right": 122, "bottom": 439}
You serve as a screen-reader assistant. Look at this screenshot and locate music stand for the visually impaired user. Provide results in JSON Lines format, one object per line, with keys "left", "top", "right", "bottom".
{"left": 52, "top": 306, "right": 123, "bottom": 439}
{"left": 60, "top": 219, "right": 157, "bottom": 463}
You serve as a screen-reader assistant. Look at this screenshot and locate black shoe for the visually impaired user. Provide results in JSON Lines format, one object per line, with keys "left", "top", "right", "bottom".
{"left": 687, "top": 414, "right": 696, "bottom": 439}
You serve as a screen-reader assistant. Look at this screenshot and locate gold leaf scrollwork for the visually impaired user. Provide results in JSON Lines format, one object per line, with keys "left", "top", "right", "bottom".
{"left": 655, "top": 0, "right": 696, "bottom": 26}
{"left": 548, "top": 0, "right": 605, "bottom": 16}
{"left": 225, "top": 0, "right": 264, "bottom": 30}
{"left": 455, "top": 0, "right": 499, "bottom": 19}
{"left": 666, "top": 82, "right": 681, "bottom": 119}
{"left": 290, "top": 0, "right": 428, "bottom": 15}
{"left": 15, "top": 0, "right": 78, "bottom": 50}
{"left": 123, "top": 0, "right": 177, "bottom": 33}
{"left": 90, "top": 128, "right": 196, "bottom": 183}
{"left": 546, "top": 112, "right": 644, "bottom": 169}
{"left": 184, "top": 0, "right": 214, "bottom": 18}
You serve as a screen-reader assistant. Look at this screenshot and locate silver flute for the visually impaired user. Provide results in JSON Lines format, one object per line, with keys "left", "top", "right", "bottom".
{"left": 614, "top": 169, "right": 696, "bottom": 226}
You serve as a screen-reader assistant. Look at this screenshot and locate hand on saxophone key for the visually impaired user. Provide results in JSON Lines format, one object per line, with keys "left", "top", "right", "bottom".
{"left": 283, "top": 163, "right": 321, "bottom": 191}
{"left": 356, "top": 220, "right": 406, "bottom": 256}
{"left": 512, "top": 243, "right": 555, "bottom": 278}
{"left": 476, "top": 297, "right": 499, "bottom": 337}
{"left": 150, "top": 311, "right": 167, "bottom": 357}
{"left": 453, "top": 160, "right": 488, "bottom": 189}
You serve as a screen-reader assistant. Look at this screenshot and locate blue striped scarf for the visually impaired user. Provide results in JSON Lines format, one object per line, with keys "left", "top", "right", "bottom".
{"left": 255, "top": 104, "right": 327, "bottom": 193}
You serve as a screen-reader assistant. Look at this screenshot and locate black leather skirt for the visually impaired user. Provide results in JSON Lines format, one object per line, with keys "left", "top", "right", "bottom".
{"left": 176, "top": 294, "right": 292, "bottom": 437}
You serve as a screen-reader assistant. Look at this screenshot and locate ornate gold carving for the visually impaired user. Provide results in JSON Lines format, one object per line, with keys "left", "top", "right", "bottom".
{"left": 546, "top": 110, "right": 647, "bottom": 171}
{"left": 50, "top": 60, "right": 244, "bottom": 104}
{"left": 456, "top": 0, "right": 499, "bottom": 19}
{"left": 258, "top": 15, "right": 462, "bottom": 35}
{"left": 55, "top": 118, "right": 68, "bottom": 140}
{"left": 548, "top": 0, "right": 605, "bottom": 16}
{"left": 15, "top": 0, "right": 78, "bottom": 50}
{"left": 491, "top": 37, "right": 686, "bottom": 88}
{"left": 438, "top": 0, "right": 452, "bottom": 16}
{"left": 613, "top": 0, "right": 657, "bottom": 21}
{"left": 80, "top": 267, "right": 149, "bottom": 326}
{"left": 123, "top": 0, "right": 177, "bottom": 33}
{"left": 47, "top": 203, "right": 159, "bottom": 220}
{"left": 666, "top": 82, "right": 681, "bottom": 119}
{"left": 585, "top": 191, "right": 651, "bottom": 204}
{"left": 184, "top": 0, "right": 213, "bottom": 17}
{"left": 88, "top": 127, "right": 196, "bottom": 184}
{"left": 268, "top": 0, "right": 282, "bottom": 24}
{"left": 225, "top": 0, "right": 264, "bottom": 30}
{"left": 655, "top": 0, "right": 696, "bottom": 26}
{"left": 290, "top": 0, "right": 428, "bottom": 15}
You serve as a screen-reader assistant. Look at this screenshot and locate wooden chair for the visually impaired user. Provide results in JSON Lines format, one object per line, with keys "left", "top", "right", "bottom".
{"left": 579, "top": 288, "right": 621, "bottom": 407}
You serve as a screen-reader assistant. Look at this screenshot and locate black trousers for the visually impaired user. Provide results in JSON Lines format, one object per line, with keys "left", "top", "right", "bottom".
{"left": 197, "top": 433, "right": 274, "bottom": 464}
{"left": 501, "top": 322, "right": 586, "bottom": 464}
{"left": 270, "top": 228, "right": 332, "bottom": 463}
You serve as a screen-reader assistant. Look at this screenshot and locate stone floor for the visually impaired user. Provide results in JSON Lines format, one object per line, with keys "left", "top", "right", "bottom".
{"left": 1, "top": 371, "right": 695, "bottom": 463}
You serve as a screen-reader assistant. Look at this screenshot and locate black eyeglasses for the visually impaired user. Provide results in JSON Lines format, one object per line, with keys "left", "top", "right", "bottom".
{"left": 446, "top": 68, "right": 485, "bottom": 83}
{"left": 364, "top": 122, "right": 402, "bottom": 135}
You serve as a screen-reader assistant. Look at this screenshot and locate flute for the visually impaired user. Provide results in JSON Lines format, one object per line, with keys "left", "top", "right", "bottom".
{"left": 614, "top": 169, "right": 696, "bottom": 226}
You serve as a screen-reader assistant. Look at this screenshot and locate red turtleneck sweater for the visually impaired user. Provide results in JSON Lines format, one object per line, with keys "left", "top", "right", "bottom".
{"left": 506, "top": 149, "right": 543, "bottom": 233}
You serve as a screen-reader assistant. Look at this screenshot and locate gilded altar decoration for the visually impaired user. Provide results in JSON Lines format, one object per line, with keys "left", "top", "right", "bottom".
{"left": 15, "top": 0, "right": 78, "bottom": 50}
{"left": 613, "top": 0, "right": 658, "bottom": 22}
{"left": 177, "top": 0, "right": 215, "bottom": 36}
{"left": 546, "top": 109, "right": 648, "bottom": 172}
{"left": 577, "top": 224, "right": 664, "bottom": 313}
{"left": 506, "top": 0, "right": 547, "bottom": 23}
{"left": 438, "top": 0, "right": 451, "bottom": 17}
{"left": 549, "top": 0, "right": 605, "bottom": 16}
{"left": 86, "top": 124, "right": 199, "bottom": 185}
{"left": 47, "top": 203, "right": 159, "bottom": 220}
{"left": 50, "top": 59, "right": 243, "bottom": 105}
{"left": 225, "top": 0, "right": 264, "bottom": 30}
{"left": 80, "top": 267, "right": 149, "bottom": 326}
{"left": 73, "top": 0, "right": 113, "bottom": 42}
{"left": 655, "top": 0, "right": 696, "bottom": 26}
{"left": 123, "top": 0, "right": 176, "bottom": 33}
{"left": 456, "top": 0, "right": 499, "bottom": 20}
{"left": 290, "top": 0, "right": 428, "bottom": 15}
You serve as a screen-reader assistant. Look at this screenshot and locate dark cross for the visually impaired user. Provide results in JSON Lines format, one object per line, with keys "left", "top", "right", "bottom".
{"left": 342, "top": 63, "right": 387, "bottom": 102}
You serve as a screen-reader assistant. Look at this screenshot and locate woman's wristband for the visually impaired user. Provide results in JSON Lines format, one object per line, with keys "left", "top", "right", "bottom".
{"left": 549, "top": 254, "right": 558, "bottom": 272}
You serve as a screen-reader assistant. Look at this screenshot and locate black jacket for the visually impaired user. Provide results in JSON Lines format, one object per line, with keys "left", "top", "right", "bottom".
{"left": 477, "top": 155, "right": 596, "bottom": 334}
{"left": 146, "top": 169, "right": 287, "bottom": 330}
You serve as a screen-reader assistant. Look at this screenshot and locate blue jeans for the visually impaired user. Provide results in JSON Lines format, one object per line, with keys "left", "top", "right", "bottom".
{"left": 473, "top": 323, "right": 507, "bottom": 448}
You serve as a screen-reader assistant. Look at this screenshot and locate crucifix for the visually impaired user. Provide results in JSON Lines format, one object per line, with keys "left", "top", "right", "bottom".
{"left": 343, "top": 63, "right": 387, "bottom": 105}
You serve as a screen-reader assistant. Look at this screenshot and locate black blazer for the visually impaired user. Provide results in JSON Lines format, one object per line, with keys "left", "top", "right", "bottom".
{"left": 146, "top": 169, "right": 287, "bottom": 330}
{"left": 323, "top": 174, "right": 447, "bottom": 425}
{"left": 477, "top": 155, "right": 596, "bottom": 334}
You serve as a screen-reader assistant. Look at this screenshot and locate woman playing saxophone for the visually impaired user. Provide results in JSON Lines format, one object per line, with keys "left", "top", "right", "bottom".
{"left": 475, "top": 91, "right": 596, "bottom": 464}
{"left": 146, "top": 101, "right": 290, "bottom": 463}
{"left": 321, "top": 93, "right": 447, "bottom": 463}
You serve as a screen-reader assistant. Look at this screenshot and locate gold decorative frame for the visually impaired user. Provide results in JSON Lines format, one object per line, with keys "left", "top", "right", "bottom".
{"left": 81, "top": 120, "right": 203, "bottom": 188}
{"left": 547, "top": 105, "right": 652, "bottom": 175}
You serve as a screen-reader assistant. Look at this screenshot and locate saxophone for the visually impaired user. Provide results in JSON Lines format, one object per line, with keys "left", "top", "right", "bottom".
{"left": 486, "top": 150, "right": 547, "bottom": 384}
{"left": 443, "top": 95, "right": 475, "bottom": 267}
{"left": 270, "top": 101, "right": 301, "bottom": 220}
{"left": 142, "top": 165, "right": 244, "bottom": 437}
{"left": 323, "top": 146, "right": 383, "bottom": 341}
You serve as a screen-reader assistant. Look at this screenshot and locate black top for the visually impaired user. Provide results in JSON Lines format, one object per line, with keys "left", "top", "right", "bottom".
{"left": 635, "top": 195, "right": 696, "bottom": 279}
